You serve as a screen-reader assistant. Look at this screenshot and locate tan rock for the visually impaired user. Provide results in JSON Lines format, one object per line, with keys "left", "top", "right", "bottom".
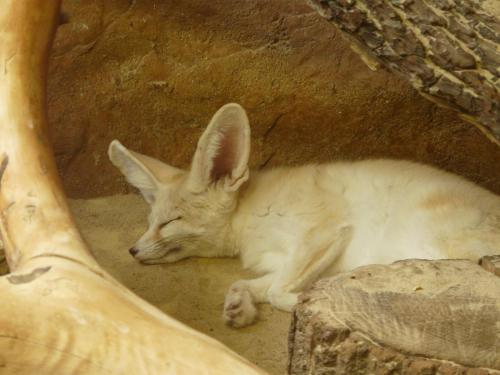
{"left": 289, "top": 259, "right": 500, "bottom": 374}
{"left": 47, "top": 0, "right": 500, "bottom": 198}
{"left": 480, "top": 255, "right": 500, "bottom": 277}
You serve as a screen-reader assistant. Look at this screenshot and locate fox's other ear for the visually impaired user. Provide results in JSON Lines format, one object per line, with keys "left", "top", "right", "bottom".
{"left": 188, "top": 103, "right": 250, "bottom": 193}
{"left": 108, "top": 140, "right": 183, "bottom": 203}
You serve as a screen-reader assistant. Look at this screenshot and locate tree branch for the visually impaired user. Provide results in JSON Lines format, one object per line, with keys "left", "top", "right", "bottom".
{"left": 308, "top": 0, "right": 500, "bottom": 146}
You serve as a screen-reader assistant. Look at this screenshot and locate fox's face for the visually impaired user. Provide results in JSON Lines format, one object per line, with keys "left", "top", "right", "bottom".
{"left": 108, "top": 103, "right": 250, "bottom": 264}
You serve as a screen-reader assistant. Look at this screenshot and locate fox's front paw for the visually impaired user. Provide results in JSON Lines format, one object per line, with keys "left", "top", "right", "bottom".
{"left": 223, "top": 284, "right": 257, "bottom": 328}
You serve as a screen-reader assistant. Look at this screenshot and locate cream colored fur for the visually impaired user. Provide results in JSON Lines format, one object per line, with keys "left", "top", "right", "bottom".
{"left": 109, "top": 103, "right": 500, "bottom": 328}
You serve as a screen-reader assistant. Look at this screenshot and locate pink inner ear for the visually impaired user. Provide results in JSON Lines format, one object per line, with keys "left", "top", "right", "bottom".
{"left": 210, "top": 125, "right": 240, "bottom": 182}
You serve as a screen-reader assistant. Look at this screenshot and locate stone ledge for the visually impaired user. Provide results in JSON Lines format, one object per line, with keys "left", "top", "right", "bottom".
{"left": 288, "top": 259, "right": 500, "bottom": 374}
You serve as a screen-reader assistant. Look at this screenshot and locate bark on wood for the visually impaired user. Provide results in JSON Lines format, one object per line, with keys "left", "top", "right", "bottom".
{"left": 308, "top": 0, "right": 500, "bottom": 147}
{"left": 288, "top": 259, "right": 500, "bottom": 374}
{"left": 0, "top": 2, "right": 265, "bottom": 373}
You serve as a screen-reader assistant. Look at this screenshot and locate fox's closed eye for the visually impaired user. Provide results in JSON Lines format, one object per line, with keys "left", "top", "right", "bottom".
{"left": 158, "top": 216, "right": 182, "bottom": 229}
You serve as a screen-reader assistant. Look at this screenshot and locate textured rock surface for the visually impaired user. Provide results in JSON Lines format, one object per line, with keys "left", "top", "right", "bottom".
{"left": 309, "top": 0, "right": 500, "bottom": 146}
{"left": 289, "top": 259, "right": 500, "bottom": 374}
{"left": 48, "top": 0, "right": 500, "bottom": 198}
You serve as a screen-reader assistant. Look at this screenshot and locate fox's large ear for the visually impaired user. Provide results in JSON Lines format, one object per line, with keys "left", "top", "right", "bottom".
{"left": 108, "top": 140, "right": 183, "bottom": 203}
{"left": 188, "top": 103, "right": 250, "bottom": 193}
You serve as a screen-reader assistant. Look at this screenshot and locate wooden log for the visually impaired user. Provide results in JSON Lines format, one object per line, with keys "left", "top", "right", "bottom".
{"left": 288, "top": 259, "right": 500, "bottom": 374}
{"left": 0, "top": 2, "right": 265, "bottom": 373}
{"left": 307, "top": 0, "right": 500, "bottom": 147}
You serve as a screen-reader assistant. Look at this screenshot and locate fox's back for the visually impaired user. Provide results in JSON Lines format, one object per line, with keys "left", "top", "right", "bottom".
{"left": 241, "top": 159, "right": 500, "bottom": 273}
{"left": 319, "top": 159, "right": 500, "bottom": 271}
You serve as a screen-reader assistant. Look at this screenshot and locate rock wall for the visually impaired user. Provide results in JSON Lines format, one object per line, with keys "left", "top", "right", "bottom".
{"left": 48, "top": 0, "right": 500, "bottom": 198}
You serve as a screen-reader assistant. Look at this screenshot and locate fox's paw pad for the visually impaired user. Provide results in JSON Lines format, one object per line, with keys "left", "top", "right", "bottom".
{"left": 223, "top": 285, "right": 257, "bottom": 328}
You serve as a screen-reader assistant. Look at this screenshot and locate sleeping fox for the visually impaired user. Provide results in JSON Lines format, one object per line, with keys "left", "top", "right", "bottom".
{"left": 109, "top": 103, "right": 500, "bottom": 328}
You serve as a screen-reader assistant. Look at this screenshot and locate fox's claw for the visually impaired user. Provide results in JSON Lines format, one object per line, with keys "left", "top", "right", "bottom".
{"left": 223, "top": 284, "right": 257, "bottom": 328}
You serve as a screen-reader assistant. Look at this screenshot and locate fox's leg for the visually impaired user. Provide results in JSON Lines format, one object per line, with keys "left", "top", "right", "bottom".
{"left": 223, "top": 274, "right": 273, "bottom": 328}
{"left": 0, "top": 234, "right": 4, "bottom": 263}
{"left": 223, "top": 225, "right": 353, "bottom": 326}
{"left": 267, "top": 224, "right": 352, "bottom": 312}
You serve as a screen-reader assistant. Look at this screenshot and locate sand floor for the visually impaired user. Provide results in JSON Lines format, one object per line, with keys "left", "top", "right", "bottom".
{"left": 40, "top": 194, "right": 288, "bottom": 374}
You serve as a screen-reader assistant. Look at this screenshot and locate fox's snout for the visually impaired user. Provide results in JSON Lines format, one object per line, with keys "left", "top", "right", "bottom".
{"left": 129, "top": 247, "right": 140, "bottom": 257}
{"left": 127, "top": 241, "right": 188, "bottom": 264}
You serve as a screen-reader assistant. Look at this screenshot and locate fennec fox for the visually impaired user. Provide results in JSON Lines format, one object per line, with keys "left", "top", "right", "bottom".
{"left": 109, "top": 103, "right": 500, "bottom": 328}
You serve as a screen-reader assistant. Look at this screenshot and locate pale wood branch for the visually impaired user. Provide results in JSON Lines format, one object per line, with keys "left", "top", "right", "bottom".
{"left": 0, "top": 1, "right": 96, "bottom": 271}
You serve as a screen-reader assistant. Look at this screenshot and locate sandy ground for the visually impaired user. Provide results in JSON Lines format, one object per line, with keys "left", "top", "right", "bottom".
{"left": 61, "top": 194, "right": 289, "bottom": 374}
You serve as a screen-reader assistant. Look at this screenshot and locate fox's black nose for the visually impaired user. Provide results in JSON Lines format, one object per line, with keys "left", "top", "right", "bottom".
{"left": 129, "top": 247, "right": 139, "bottom": 256}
